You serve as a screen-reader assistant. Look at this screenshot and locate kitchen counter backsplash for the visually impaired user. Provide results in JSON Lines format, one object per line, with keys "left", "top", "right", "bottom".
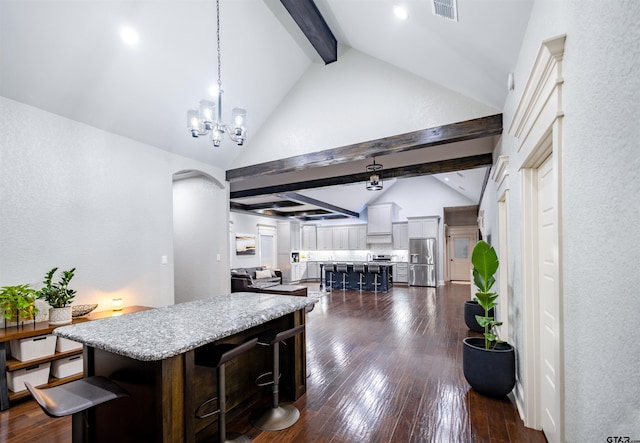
{"left": 303, "top": 249, "right": 408, "bottom": 263}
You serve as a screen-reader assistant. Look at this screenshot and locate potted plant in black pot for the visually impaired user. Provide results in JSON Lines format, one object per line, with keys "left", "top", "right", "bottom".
{"left": 462, "top": 240, "right": 515, "bottom": 397}
{"left": 36, "top": 267, "right": 77, "bottom": 326}
{"left": 464, "top": 299, "right": 494, "bottom": 332}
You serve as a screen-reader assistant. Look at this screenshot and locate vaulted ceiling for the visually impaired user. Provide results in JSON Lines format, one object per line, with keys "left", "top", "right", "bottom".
{"left": 0, "top": 0, "right": 533, "bottom": 219}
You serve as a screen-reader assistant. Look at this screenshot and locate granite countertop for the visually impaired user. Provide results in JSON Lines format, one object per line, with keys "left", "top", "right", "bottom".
{"left": 54, "top": 292, "right": 319, "bottom": 362}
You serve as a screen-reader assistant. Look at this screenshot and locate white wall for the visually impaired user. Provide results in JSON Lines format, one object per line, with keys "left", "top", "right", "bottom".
{"left": 173, "top": 174, "right": 229, "bottom": 303}
{"left": 490, "top": 0, "right": 640, "bottom": 440}
{"left": 229, "top": 212, "right": 278, "bottom": 269}
{"left": 0, "top": 97, "right": 226, "bottom": 311}
{"left": 231, "top": 48, "right": 498, "bottom": 167}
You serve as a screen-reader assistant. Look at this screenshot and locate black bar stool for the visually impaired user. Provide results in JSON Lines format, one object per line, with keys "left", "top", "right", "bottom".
{"left": 324, "top": 263, "right": 335, "bottom": 290}
{"left": 251, "top": 324, "right": 305, "bottom": 431}
{"left": 335, "top": 263, "right": 349, "bottom": 290}
{"left": 368, "top": 263, "right": 382, "bottom": 291}
{"left": 25, "top": 376, "right": 129, "bottom": 442}
{"left": 353, "top": 263, "right": 366, "bottom": 290}
{"left": 195, "top": 338, "right": 258, "bottom": 443}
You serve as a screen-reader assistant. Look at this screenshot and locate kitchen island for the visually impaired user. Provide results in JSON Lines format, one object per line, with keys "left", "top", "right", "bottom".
{"left": 54, "top": 293, "right": 317, "bottom": 443}
{"left": 320, "top": 262, "right": 392, "bottom": 292}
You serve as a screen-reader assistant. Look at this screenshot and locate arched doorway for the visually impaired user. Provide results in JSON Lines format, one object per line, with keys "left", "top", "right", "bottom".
{"left": 172, "top": 170, "right": 228, "bottom": 303}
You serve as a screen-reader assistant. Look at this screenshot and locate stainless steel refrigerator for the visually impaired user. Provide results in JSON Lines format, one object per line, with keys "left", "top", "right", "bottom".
{"left": 409, "top": 238, "right": 436, "bottom": 287}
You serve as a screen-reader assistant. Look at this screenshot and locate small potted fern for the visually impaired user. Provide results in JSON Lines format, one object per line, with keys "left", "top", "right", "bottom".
{"left": 462, "top": 240, "right": 515, "bottom": 397}
{"left": 36, "top": 267, "right": 77, "bottom": 326}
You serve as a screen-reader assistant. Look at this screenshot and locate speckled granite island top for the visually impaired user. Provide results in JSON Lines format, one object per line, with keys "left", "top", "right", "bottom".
{"left": 54, "top": 292, "right": 318, "bottom": 362}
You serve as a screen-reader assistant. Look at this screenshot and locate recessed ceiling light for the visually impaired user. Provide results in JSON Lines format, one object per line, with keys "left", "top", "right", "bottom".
{"left": 393, "top": 6, "right": 408, "bottom": 20}
{"left": 120, "top": 26, "right": 139, "bottom": 46}
{"left": 444, "top": 177, "right": 450, "bottom": 182}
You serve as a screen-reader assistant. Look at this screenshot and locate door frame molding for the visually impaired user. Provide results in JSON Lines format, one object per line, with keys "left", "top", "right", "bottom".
{"left": 508, "top": 34, "right": 566, "bottom": 440}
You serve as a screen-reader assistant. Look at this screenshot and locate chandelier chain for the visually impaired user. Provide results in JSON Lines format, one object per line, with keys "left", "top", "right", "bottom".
{"left": 216, "top": 0, "right": 222, "bottom": 90}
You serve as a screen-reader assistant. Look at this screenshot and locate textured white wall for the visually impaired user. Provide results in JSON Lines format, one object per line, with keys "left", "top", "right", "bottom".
{"left": 173, "top": 175, "right": 229, "bottom": 303}
{"left": 231, "top": 48, "right": 498, "bottom": 167}
{"left": 0, "top": 97, "right": 227, "bottom": 311}
{"left": 493, "top": 0, "right": 640, "bottom": 440}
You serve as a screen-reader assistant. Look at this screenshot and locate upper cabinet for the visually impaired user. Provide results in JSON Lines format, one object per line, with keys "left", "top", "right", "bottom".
{"left": 392, "top": 222, "right": 409, "bottom": 249}
{"left": 407, "top": 216, "right": 440, "bottom": 239}
{"left": 278, "top": 221, "right": 301, "bottom": 253}
{"left": 348, "top": 225, "right": 367, "bottom": 250}
{"left": 301, "top": 225, "right": 317, "bottom": 251}
{"left": 367, "top": 203, "right": 399, "bottom": 243}
{"left": 316, "top": 227, "right": 333, "bottom": 250}
{"left": 332, "top": 227, "right": 349, "bottom": 250}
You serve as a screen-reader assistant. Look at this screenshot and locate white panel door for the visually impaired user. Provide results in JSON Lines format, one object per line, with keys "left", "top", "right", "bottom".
{"left": 448, "top": 232, "right": 475, "bottom": 281}
{"left": 538, "top": 155, "right": 560, "bottom": 443}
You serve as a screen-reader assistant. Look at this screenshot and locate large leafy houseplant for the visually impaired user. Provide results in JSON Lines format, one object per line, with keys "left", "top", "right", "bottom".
{"left": 36, "top": 267, "right": 77, "bottom": 308}
{"left": 462, "top": 240, "right": 515, "bottom": 397}
{"left": 471, "top": 240, "right": 503, "bottom": 349}
{"left": 0, "top": 284, "right": 39, "bottom": 324}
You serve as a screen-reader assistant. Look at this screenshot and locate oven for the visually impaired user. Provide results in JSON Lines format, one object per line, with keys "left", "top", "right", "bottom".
{"left": 372, "top": 255, "right": 392, "bottom": 283}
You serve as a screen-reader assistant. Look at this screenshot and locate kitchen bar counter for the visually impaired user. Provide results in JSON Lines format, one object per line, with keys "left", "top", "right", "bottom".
{"left": 54, "top": 293, "right": 318, "bottom": 443}
{"left": 320, "top": 262, "right": 392, "bottom": 292}
{"left": 55, "top": 293, "right": 316, "bottom": 361}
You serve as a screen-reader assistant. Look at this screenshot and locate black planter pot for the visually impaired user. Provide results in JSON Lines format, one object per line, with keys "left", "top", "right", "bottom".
{"left": 464, "top": 300, "right": 495, "bottom": 332}
{"left": 462, "top": 337, "right": 516, "bottom": 397}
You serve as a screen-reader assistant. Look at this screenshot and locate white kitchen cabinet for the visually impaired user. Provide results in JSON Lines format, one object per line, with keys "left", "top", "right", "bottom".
{"left": 408, "top": 216, "right": 439, "bottom": 239}
{"left": 394, "top": 262, "right": 408, "bottom": 283}
{"left": 292, "top": 223, "right": 300, "bottom": 251}
{"left": 277, "top": 221, "right": 301, "bottom": 253}
{"left": 348, "top": 225, "right": 367, "bottom": 250}
{"left": 367, "top": 204, "right": 393, "bottom": 235}
{"left": 301, "top": 225, "right": 317, "bottom": 250}
{"left": 290, "top": 262, "right": 301, "bottom": 282}
{"left": 332, "top": 227, "right": 349, "bottom": 250}
{"left": 392, "top": 223, "right": 409, "bottom": 250}
{"left": 316, "top": 227, "right": 333, "bottom": 250}
{"left": 305, "top": 262, "right": 320, "bottom": 280}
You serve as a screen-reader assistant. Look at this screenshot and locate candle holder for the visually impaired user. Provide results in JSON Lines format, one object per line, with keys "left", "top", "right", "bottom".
{"left": 112, "top": 298, "right": 123, "bottom": 311}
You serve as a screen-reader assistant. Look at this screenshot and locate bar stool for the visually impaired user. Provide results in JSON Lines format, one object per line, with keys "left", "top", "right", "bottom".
{"left": 251, "top": 324, "right": 305, "bottom": 431}
{"left": 336, "top": 263, "right": 349, "bottom": 290}
{"left": 368, "top": 263, "right": 382, "bottom": 291}
{"left": 195, "top": 338, "right": 259, "bottom": 443}
{"left": 25, "top": 376, "right": 129, "bottom": 441}
{"left": 353, "top": 263, "right": 366, "bottom": 290}
{"left": 324, "top": 263, "right": 335, "bottom": 290}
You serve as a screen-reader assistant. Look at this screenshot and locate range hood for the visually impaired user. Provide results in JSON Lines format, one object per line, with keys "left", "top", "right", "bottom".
{"left": 367, "top": 234, "right": 392, "bottom": 244}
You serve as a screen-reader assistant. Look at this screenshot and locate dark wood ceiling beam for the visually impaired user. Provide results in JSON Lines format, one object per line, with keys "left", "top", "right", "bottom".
{"left": 280, "top": 0, "right": 337, "bottom": 64}
{"left": 231, "top": 200, "right": 302, "bottom": 211}
{"left": 226, "top": 114, "right": 502, "bottom": 182}
{"left": 279, "top": 192, "right": 360, "bottom": 218}
{"left": 230, "top": 153, "right": 493, "bottom": 199}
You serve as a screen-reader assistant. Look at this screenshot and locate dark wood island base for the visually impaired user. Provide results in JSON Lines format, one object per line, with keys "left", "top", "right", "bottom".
{"left": 53, "top": 294, "right": 315, "bottom": 443}
{"left": 80, "top": 310, "right": 306, "bottom": 443}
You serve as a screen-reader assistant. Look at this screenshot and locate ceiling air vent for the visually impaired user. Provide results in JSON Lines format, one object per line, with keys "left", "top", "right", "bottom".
{"left": 432, "top": 0, "right": 458, "bottom": 22}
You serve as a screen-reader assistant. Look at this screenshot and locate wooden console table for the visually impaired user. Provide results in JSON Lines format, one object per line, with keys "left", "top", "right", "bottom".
{"left": 0, "top": 305, "right": 149, "bottom": 410}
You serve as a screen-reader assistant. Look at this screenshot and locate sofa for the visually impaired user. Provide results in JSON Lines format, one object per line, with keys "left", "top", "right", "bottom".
{"left": 231, "top": 266, "right": 282, "bottom": 293}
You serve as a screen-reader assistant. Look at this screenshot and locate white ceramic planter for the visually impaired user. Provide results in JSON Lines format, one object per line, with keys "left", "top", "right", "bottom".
{"left": 49, "top": 306, "right": 72, "bottom": 326}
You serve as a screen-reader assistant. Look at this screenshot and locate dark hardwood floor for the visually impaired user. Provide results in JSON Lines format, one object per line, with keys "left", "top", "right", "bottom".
{"left": 0, "top": 283, "right": 546, "bottom": 443}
